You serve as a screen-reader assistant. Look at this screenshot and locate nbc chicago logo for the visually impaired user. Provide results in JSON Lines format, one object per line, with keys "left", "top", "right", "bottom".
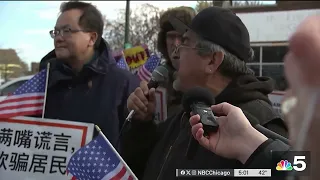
{"left": 276, "top": 160, "right": 293, "bottom": 171}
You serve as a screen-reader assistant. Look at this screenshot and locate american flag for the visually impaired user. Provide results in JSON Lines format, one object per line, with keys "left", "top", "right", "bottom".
{"left": 67, "top": 132, "right": 136, "bottom": 180}
{"left": 0, "top": 69, "right": 47, "bottom": 118}
{"left": 116, "top": 57, "right": 129, "bottom": 70}
{"left": 137, "top": 55, "right": 160, "bottom": 82}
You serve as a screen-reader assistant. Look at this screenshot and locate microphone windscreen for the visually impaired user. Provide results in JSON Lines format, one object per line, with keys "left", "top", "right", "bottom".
{"left": 151, "top": 65, "right": 169, "bottom": 82}
{"left": 173, "top": 76, "right": 181, "bottom": 91}
{"left": 182, "top": 87, "right": 215, "bottom": 113}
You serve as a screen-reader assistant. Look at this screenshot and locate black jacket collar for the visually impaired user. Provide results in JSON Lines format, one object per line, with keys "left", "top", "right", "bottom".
{"left": 215, "top": 75, "right": 274, "bottom": 105}
{"left": 39, "top": 38, "right": 116, "bottom": 76}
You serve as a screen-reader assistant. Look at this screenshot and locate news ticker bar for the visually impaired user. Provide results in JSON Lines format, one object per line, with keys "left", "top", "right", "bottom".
{"left": 176, "top": 169, "right": 271, "bottom": 177}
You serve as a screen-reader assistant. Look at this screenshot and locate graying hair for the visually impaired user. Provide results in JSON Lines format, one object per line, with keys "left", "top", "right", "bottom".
{"left": 195, "top": 38, "right": 255, "bottom": 77}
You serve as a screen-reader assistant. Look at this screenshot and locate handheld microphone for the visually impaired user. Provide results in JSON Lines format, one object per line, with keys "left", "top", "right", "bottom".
{"left": 182, "top": 87, "right": 219, "bottom": 134}
{"left": 182, "top": 87, "right": 219, "bottom": 160}
{"left": 243, "top": 111, "right": 289, "bottom": 144}
{"left": 117, "top": 65, "right": 169, "bottom": 148}
{"left": 125, "top": 65, "right": 169, "bottom": 121}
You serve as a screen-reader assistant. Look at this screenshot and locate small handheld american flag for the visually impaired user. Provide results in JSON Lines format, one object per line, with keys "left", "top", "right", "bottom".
{"left": 137, "top": 55, "right": 160, "bottom": 82}
{"left": 116, "top": 57, "right": 129, "bottom": 70}
{"left": 0, "top": 69, "right": 47, "bottom": 118}
{"left": 67, "top": 126, "right": 137, "bottom": 180}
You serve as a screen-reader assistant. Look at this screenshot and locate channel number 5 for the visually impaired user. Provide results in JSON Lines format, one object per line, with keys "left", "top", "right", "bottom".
{"left": 293, "top": 156, "right": 307, "bottom": 172}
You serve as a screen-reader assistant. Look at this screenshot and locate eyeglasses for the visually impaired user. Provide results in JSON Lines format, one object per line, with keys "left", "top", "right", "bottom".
{"left": 49, "top": 28, "right": 87, "bottom": 38}
{"left": 173, "top": 44, "right": 212, "bottom": 54}
{"left": 173, "top": 44, "right": 195, "bottom": 54}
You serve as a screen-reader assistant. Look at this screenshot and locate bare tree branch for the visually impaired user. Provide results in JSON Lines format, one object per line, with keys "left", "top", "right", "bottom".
{"left": 103, "top": 4, "right": 162, "bottom": 52}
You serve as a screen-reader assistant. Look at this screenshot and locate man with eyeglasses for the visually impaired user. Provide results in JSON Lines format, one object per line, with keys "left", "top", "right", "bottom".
{"left": 156, "top": 7, "right": 196, "bottom": 119}
{"left": 189, "top": 15, "right": 320, "bottom": 180}
{"left": 37, "top": 1, "right": 140, "bottom": 148}
{"left": 122, "top": 7, "right": 288, "bottom": 180}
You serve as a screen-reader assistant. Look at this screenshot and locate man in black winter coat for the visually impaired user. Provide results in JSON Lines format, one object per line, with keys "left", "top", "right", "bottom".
{"left": 38, "top": 1, "right": 140, "bottom": 147}
{"left": 156, "top": 6, "right": 196, "bottom": 118}
{"left": 122, "top": 7, "right": 288, "bottom": 180}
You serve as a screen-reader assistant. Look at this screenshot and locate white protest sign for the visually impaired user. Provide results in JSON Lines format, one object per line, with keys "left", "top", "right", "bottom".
{"left": 268, "top": 91, "right": 285, "bottom": 115}
{"left": 0, "top": 116, "right": 94, "bottom": 180}
{"left": 154, "top": 87, "right": 167, "bottom": 123}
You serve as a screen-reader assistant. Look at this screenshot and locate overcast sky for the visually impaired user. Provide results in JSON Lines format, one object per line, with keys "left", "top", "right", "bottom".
{"left": 0, "top": 1, "right": 275, "bottom": 68}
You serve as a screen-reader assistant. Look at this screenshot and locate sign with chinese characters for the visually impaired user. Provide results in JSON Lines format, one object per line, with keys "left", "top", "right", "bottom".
{"left": 0, "top": 116, "right": 94, "bottom": 180}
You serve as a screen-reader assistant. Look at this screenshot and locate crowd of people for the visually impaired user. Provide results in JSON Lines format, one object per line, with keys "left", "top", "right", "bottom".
{"left": 17, "top": 1, "right": 320, "bottom": 179}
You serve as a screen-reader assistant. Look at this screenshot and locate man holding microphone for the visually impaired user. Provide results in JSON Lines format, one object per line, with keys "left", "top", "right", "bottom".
{"left": 121, "top": 6, "right": 287, "bottom": 180}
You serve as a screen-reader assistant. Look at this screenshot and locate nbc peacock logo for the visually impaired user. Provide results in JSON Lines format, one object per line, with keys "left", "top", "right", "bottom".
{"left": 276, "top": 160, "right": 293, "bottom": 171}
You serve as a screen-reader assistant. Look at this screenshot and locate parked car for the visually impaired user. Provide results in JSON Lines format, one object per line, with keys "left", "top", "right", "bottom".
{"left": 0, "top": 75, "right": 33, "bottom": 101}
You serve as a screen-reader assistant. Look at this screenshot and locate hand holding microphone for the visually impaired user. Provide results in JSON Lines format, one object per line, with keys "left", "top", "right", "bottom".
{"left": 182, "top": 87, "right": 263, "bottom": 162}
{"left": 183, "top": 87, "right": 269, "bottom": 164}
{"left": 118, "top": 66, "right": 168, "bottom": 147}
{"left": 185, "top": 87, "right": 289, "bottom": 163}
{"left": 190, "top": 102, "right": 269, "bottom": 163}
{"left": 126, "top": 65, "right": 169, "bottom": 121}
{"left": 127, "top": 81, "right": 157, "bottom": 121}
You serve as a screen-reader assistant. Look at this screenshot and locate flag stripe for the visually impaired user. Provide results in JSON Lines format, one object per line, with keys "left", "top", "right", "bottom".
{"left": 138, "top": 66, "right": 152, "bottom": 82}
{"left": 0, "top": 97, "right": 44, "bottom": 107}
{"left": 122, "top": 171, "right": 133, "bottom": 180}
{"left": 2, "top": 93, "right": 44, "bottom": 101}
{"left": 0, "top": 109, "right": 43, "bottom": 119}
{"left": 102, "top": 163, "right": 123, "bottom": 180}
{"left": 136, "top": 55, "right": 160, "bottom": 82}
{"left": 0, "top": 102, "right": 44, "bottom": 111}
{"left": 0, "top": 106, "right": 43, "bottom": 115}
{"left": 141, "top": 66, "right": 152, "bottom": 77}
{"left": 0, "top": 97, "right": 44, "bottom": 108}
{"left": 110, "top": 166, "right": 127, "bottom": 180}
{"left": 0, "top": 69, "right": 47, "bottom": 118}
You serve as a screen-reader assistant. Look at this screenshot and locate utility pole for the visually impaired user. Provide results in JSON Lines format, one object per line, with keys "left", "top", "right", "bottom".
{"left": 124, "top": 0, "right": 130, "bottom": 49}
